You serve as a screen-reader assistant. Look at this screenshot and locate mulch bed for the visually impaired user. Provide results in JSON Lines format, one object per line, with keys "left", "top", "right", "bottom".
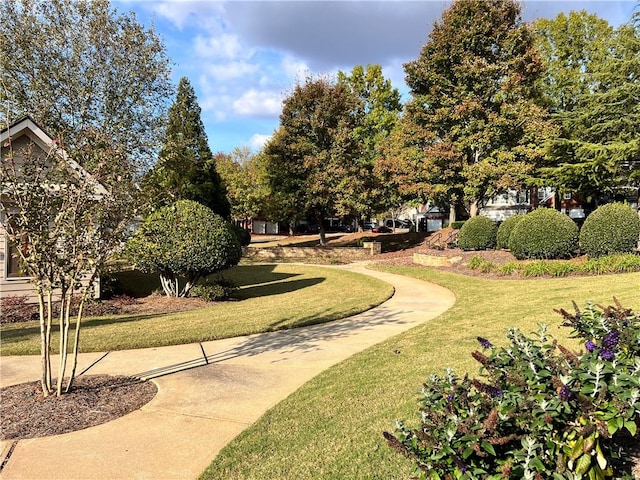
{"left": 0, "top": 375, "right": 157, "bottom": 440}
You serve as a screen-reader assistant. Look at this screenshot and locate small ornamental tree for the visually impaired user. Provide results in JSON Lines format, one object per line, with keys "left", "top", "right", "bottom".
{"left": 1, "top": 127, "right": 138, "bottom": 398}
{"left": 126, "top": 200, "right": 241, "bottom": 297}
{"left": 580, "top": 203, "right": 640, "bottom": 258}
{"left": 385, "top": 300, "right": 640, "bottom": 479}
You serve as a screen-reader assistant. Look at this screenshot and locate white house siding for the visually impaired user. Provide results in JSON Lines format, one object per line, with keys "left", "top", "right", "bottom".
{"left": 480, "top": 190, "right": 532, "bottom": 222}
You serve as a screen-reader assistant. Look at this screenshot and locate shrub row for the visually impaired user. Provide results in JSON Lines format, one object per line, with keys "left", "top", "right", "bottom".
{"left": 457, "top": 203, "right": 640, "bottom": 260}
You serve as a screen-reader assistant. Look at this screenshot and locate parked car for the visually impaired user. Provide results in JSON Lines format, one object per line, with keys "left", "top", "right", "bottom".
{"left": 385, "top": 219, "right": 412, "bottom": 229}
{"left": 371, "top": 225, "right": 392, "bottom": 233}
{"left": 363, "top": 222, "right": 376, "bottom": 231}
{"left": 295, "top": 223, "right": 319, "bottom": 234}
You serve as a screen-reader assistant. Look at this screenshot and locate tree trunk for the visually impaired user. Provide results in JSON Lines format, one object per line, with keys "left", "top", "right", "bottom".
{"left": 319, "top": 225, "right": 326, "bottom": 246}
{"left": 66, "top": 288, "right": 89, "bottom": 393}
{"left": 38, "top": 292, "right": 50, "bottom": 397}
{"left": 449, "top": 195, "right": 457, "bottom": 225}
{"left": 469, "top": 199, "right": 479, "bottom": 218}
{"left": 57, "top": 290, "right": 72, "bottom": 396}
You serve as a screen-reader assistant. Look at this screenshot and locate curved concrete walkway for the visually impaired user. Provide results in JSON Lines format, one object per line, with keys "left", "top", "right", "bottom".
{"left": 0, "top": 263, "right": 455, "bottom": 480}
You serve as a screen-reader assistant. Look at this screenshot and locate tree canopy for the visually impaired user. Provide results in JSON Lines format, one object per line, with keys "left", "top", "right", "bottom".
{"left": 0, "top": 0, "right": 173, "bottom": 170}
{"left": 337, "top": 64, "right": 402, "bottom": 226}
{"left": 215, "top": 147, "right": 271, "bottom": 224}
{"left": 143, "top": 77, "right": 230, "bottom": 217}
{"left": 541, "top": 11, "right": 640, "bottom": 204}
{"left": 263, "top": 76, "right": 361, "bottom": 243}
{"left": 399, "top": 0, "right": 555, "bottom": 219}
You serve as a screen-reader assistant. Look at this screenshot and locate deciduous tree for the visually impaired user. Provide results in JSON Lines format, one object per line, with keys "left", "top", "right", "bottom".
{"left": 534, "top": 10, "right": 614, "bottom": 114}
{"left": 263, "top": 77, "right": 361, "bottom": 244}
{"left": 215, "top": 147, "right": 271, "bottom": 225}
{"left": 401, "top": 0, "right": 554, "bottom": 220}
{"left": 0, "top": 0, "right": 172, "bottom": 397}
{"left": 337, "top": 65, "right": 402, "bottom": 227}
{"left": 0, "top": 0, "right": 172, "bottom": 170}
{"left": 1, "top": 122, "right": 139, "bottom": 397}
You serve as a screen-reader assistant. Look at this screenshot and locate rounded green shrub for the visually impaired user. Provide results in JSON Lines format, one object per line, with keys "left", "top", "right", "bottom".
{"left": 126, "top": 200, "right": 242, "bottom": 297}
{"left": 508, "top": 208, "right": 578, "bottom": 260}
{"left": 579, "top": 203, "right": 640, "bottom": 258}
{"left": 456, "top": 215, "right": 497, "bottom": 251}
{"left": 496, "top": 214, "right": 524, "bottom": 249}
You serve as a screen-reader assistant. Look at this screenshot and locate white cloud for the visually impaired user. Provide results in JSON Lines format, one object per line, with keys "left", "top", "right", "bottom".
{"left": 194, "top": 33, "right": 252, "bottom": 59}
{"left": 233, "top": 89, "right": 283, "bottom": 117}
{"left": 246, "top": 133, "right": 272, "bottom": 151}
{"left": 203, "top": 62, "right": 260, "bottom": 82}
{"left": 281, "top": 56, "right": 310, "bottom": 80}
{"left": 145, "top": 1, "right": 225, "bottom": 30}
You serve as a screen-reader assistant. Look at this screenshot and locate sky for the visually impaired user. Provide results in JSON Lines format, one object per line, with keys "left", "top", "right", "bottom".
{"left": 114, "top": 0, "right": 638, "bottom": 154}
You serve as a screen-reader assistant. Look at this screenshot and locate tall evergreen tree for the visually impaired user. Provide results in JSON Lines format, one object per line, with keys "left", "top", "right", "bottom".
{"left": 145, "top": 77, "right": 230, "bottom": 217}
{"left": 541, "top": 12, "right": 640, "bottom": 205}
{"left": 400, "top": 0, "right": 555, "bottom": 220}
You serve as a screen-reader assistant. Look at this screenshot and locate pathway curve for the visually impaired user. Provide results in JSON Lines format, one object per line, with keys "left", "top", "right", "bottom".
{"left": 0, "top": 263, "right": 455, "bottom": 480}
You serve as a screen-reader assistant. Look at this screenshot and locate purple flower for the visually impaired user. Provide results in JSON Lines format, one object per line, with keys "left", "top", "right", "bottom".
{"left": 602, "top": 330, "right": 620, "bottom": 349}
{"left": 559, "top": 385, "right": 574, "bottom": 401}
{"left": 477, "top": 336, "right": 493, "bottom": 349}
{"left": 446, "top": 393, "right": 454, "bottom": 402}
{"left": 585, "top": 340, "right": 597, "bottom": 353}
{"left": 485, "top": 385, "right": 503, "bottom": 398}
{"left": 600, "top": 349, "right": 614, "bottom": 361}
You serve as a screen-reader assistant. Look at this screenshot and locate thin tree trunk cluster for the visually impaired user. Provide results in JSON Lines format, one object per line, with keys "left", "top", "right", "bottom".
{"left": 38, "top": 281, "right": 92, "bottom": 397}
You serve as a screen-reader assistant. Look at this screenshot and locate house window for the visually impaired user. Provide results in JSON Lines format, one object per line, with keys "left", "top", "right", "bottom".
{"left": 5, "top": 217, "right": 28, "bottom": 279}
{"left": 564, "top": 192, "right": 572, "bottom": 200}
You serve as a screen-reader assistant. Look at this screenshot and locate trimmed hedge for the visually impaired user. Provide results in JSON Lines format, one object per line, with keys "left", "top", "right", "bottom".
{"left": 580, "top": 203, "right": 640, "bottom": 258}
{"left": 457, "top": 215, "right": 497, "bottom": 251}
{"left": 509, "top": 208, "right": 578, "bottom": 260}
{"left": 496, "top": 214, "right": 524, "bottom": 249}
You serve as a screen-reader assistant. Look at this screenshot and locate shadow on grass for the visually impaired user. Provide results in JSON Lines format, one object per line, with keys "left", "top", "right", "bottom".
{"left": 111, "top": 264, "right": 302, "bottom": 297}
{"left": 133, "top": 300, "right": 411, "bottom": 379}
{"left": 234, "top": 277, "right": 325, "bottom": 300}
{"left": 0, "top": 312, "right": 174, "bottom": 343}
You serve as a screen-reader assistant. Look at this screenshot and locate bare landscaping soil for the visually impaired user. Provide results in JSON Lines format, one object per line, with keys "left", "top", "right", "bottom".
{"left": 0, "top": 375, "right": 157, "bottom": 440}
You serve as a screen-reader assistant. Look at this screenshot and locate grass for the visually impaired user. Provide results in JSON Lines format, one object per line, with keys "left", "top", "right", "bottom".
{"left": 201, "top": 268, "right": 640, "bottom": 480}
{"left": 0, "top": 264, "right": 393, "bottom": 355}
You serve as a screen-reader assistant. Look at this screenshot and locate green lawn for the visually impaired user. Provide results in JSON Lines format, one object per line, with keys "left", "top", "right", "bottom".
{"left": 0, "top": 264, "right": 393, "bottom": 355}
{"left": 201, "top": 268, "right": 640, "bottom": 480}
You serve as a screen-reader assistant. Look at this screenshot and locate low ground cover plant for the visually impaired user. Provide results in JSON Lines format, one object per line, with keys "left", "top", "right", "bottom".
{"left": 467, "top": 254, "right": 640, "bottom": 277}
{"left": 385, "top": 300, "right": 640, "bottom": 479}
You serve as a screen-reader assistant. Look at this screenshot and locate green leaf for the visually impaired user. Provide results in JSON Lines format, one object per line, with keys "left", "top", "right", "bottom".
{"left": 574, "top": 453, "right": 592, "bottom": 476}
{"left": 480, "top": 441, "right": 496, "bottom": 456}
{"left": 624, "top": 420, "right": 637, "bottom": 436}
{"left": 607, "top": 418, "right": 619, "bottom": 436}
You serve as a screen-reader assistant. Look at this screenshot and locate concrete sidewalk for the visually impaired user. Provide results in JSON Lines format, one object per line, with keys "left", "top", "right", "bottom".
{"left": 0, "top": 263, "right": 455, "bottom": 480}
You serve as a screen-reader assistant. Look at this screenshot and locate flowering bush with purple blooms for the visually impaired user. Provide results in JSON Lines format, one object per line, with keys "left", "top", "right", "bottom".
{"left": 384, "top": 300, "right": 640, "bottom": 479}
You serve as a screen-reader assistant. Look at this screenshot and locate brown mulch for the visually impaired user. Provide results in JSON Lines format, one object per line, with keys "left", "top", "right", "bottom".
{"left": 0, "top": 375, "right": 157, "bottom": 440}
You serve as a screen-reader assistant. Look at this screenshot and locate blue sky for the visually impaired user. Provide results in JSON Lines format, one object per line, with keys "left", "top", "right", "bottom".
{"left": 114, "top": 1, "right": 637, "bottom": 154}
